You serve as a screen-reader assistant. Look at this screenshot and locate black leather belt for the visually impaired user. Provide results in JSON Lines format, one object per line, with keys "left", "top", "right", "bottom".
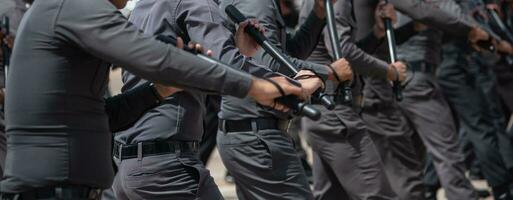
{"left": 1, "top": 186, "right": 102, "bottom": 200}
{"left": 408, "top": 61, "right": 436, "bottom": 73}
{"left": 220, "top": 118, "right": 287, "bottom": 133}
{"left": 113, "top": 140, "right": 199, "bottom": 160}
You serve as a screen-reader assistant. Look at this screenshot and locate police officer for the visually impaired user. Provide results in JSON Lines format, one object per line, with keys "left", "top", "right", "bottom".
{"left": 433, "top": 1, "right": 513, "bottom": 199}
{"left": 352, "top": 0, "right": 490, "bottom": 199}
{"left": 216, "top": 0, "right": 353, "bottom": 199}
{"left": 111, "top": 0, "right": 308, "bottom": 199}
{"left": 0, "top": 0, "right": 305, "bottom": 198}
{"left": 299, "top": 0, "right": 406, "bottom": 199}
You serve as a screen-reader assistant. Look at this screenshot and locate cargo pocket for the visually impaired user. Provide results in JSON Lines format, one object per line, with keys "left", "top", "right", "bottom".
{"left": 123, "top": 158, "right": 163, "bottom": 189}
{"left": 256, "top": 131, "right": 298, "bottom": 181}
{"left": 123, "top": 155, "right": 200, "bottom": 199}
{"left": 227, "top": 135, "right": 274, "bottom": 175}
{"left": 177, "top": 158, "right": 201, "bottom": 197}
{"left": 303, "top": 110, "right": 348, "bottom": 137}
{"left": 178, "top": 157, "right": 223, "bottom": 199}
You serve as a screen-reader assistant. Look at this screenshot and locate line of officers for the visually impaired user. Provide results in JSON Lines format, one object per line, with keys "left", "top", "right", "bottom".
{"left": 0, "top": 0, "right": 512, "bottom": 199}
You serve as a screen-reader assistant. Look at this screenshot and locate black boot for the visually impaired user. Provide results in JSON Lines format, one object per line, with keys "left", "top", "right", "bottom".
{"left": 224, "top": 171, "right": 234, "bottom": 184}
{"left": 493, "top": 184, "right": 513, "bottom": 200}
{"left": 475, "top": 188, "right": 491, "bottom": 198}
{"left": 424, "top": 186, "right": 438, "bottom": 200}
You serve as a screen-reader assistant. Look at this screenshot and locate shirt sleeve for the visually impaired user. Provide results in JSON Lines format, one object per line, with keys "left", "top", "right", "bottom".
{"left": 105, "top": 83, "right": 161, "bottom": 132}
{"left": 391, "top": 0, "right": 474, "bottom": 37}
{"left": 300, "top": 0, "right": 389, "bottom": 79}
{"left": 55, "top": 0, "right": 253, "bottom": 98}
{"left": 179, "top": 0, "right": 274, "bottom": 79}
{"left": 225, "top": 0, "right": 330, "bottom": 81}
{"left": 286, "top": 11, "right": 326, "bottom": 60}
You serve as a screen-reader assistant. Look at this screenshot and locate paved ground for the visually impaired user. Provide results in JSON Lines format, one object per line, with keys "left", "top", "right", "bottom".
{"left": 109, "top": 69, "right": 494, "bottom": 200}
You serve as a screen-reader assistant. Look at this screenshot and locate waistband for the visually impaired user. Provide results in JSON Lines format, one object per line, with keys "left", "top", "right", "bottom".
{"left": 408, "top": 61, "right": 437, "bottom": 73}
{"left": 113, "top": 140, "right": 199, "bottom": 160}
{"left": 219, "top": 118, "right": 289, "bottom": 133}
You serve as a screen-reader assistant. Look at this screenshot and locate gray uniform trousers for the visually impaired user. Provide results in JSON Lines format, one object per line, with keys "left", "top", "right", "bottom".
{"left": 471, "top": 55, "right": 513, "bottom": 170}
{"left": 302, "top": 105, "right": 398, "bottom": 200}
{"left": 361, "top": 78, "right": 427, "bottom": 200}
{"left": 112, "top": 153, "right": 223, "bottom": 200}
{"left": 397, "top": 65, "right": 477, "bottom": 200}
{"left": 0, "top": 108, "right": 5, "bottom": 176}
{"left": 362, "top": 74, "right": 477, "bottom": 200}
{"left": 436, "top": 43, "right": 513, "bottom": 187}
{"left": 217, "top": 126, "right": 313, "bottom": 200}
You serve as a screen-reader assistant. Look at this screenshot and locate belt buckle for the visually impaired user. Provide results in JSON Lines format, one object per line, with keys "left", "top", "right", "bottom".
{"left": 191, "top": 141, "right": 198, "bottom": 152}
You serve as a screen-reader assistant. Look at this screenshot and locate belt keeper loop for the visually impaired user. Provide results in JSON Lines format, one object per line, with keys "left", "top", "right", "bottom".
{"left": 55, "top": 187, "right": 63, "bottom": 199}
{"left": 251, "top": 120, "right": 258, "bottom": 133}
{"left": 192, "top": 141, "right": 198, "bottom": 152}
{"left": 137, "top": 142, "right": 143, "bottom": 161}
{"left": 221, "top": 120, "right": 226, "bottom": 133}
{"left": 175, "top": 143, "right": 181, "bottom": 154}
{"left": 118, "top": 144, "right": 123, "bottom": 160}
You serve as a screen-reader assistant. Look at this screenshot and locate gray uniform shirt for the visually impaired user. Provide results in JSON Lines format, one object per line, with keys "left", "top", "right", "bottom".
{"left": 353, "top": 0, "right": 474, "bottom": 43}
{"left": 396, "top": 0, "right": 470, "bottom": 65}
{"left": 0, "top": 0, "right": 28, "bottom": 35}
{"left": 0, "top": 0, "right": 28, "bottom": 88}
{"left": 2, "top": 0, "right": 255, "bottom": 193}
{"left": 300, "top": 0, "right": 390, "bottom": 96}
{"left": 115, "top": 0, "right": 274, "bottom": 143}
{"left": 219, "top": 0, "right": 330, "bottom": 120}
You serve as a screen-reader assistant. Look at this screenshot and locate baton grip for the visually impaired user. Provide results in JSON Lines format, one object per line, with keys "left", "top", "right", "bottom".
{"left": 276, "top": 95, "right": 321, "bottom": 121}
{"left": 393, "top": 80, "right": 403, "bottom": 101}
{"left": 225, "top": 5, "right": 267, "bottom": 45}
{"left": 313, "top": 90, "right": 336, "bottom": 110}
{"left": 226, "top": 5, "right": 335, "bottom": 110}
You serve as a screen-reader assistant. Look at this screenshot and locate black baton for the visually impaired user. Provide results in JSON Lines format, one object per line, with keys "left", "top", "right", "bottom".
{"left": 225, "top": 5, "right": 336, "bottom": 110}
{"left": 155, "top": 35, "right": 322, "bottom": 120}
{"left": 325, "top": 0, "right": 353, "bottom": 104}
{"left": 382, "top": 0, "right": 403, "bottom": 101}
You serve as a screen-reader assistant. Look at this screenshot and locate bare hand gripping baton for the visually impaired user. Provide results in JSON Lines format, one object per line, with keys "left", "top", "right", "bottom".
{"left": 472, "top": 7, "right": 513, "bottom": 65}
{"left": 383, "top": 0, "right": 403, "bottom": 101}
{"left": 155, "top": 35, "right": 321, "bottom": 120}
{"left": 225, "top": 5, "right": 336, "bottom": 110}
{"left": 487, "top": 7, "right": 513, "bottom": 43}
{"left": 325, "top": 0, "right": 353, "bottom": 104}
